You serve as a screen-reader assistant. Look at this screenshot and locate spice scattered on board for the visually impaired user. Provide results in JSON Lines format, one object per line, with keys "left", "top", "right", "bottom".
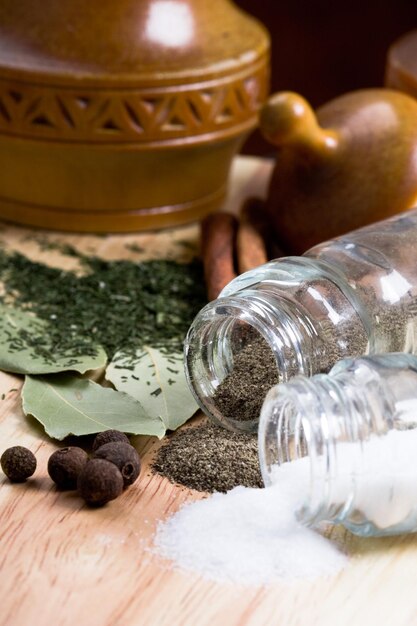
{"left": 154, "top": 460, "right": 347, "bottom": 585}
{"left": 0, "top": 244, "right": 206, "bottom": 439}
{"left": 0, "top": 246, "right": 206, "bottom": 362}
{"left": 78, "top": 459, "right": 124, "bottom": 506}
{"left": 2, "top": 431, "right": 142, "bottom": 508}
{"left": 152, "top": 419, "right": 262, "bottom": 493}
{"left": 48, "top": 447, "right": 89, "bottom": 490}
{"left": 0, "top": 446, "right": 36, "bottom": 482}
{"left": 93, "top": 442, "right": 141, "bottom": 487}
{"left": 92, "top": 429, "right": 130, "bottom": 452}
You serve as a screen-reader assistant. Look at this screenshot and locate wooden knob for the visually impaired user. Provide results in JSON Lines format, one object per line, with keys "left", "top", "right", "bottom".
{"left": 260, "top": 92, "right": 338, "bottom": 151}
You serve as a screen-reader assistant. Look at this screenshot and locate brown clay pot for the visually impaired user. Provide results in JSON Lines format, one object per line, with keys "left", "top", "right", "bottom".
{"left": 0, "top": 0, "right": 269, "bottom": 232}
{"left": 260, "top": 89, "right": 417, "bottom": 254}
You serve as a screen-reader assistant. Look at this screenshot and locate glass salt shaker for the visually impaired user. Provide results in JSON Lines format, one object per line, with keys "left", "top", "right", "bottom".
{"left": 258, "top": 352, "right": 417, "bottom": 537}
{"left": 185, "top": 208, "right": 417, "bottom": 432}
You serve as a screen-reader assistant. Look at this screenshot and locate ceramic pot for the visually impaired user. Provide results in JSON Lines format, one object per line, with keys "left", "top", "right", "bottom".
{"left": 0, "top": 0, "right": 269, "bottom": 232}
{"left": 260, "top": 89, "right": 417, "bottom": 253}
{"left": 386, "top": 29, "right": 417, "bottom": 99}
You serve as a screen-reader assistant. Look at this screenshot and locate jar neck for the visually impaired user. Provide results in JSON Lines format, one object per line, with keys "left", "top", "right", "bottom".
{"left": 258, "top": 367, "right": 391, "bottom": 527}
{"left": 184, "top": 288, "right": 324, "bottom": 432}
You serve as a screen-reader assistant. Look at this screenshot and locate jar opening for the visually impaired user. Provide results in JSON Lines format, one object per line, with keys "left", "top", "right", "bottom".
{"left": 184, "top": 289, "right": 320, "bottom": 432}
{"left": 258, "top": 382, "right": 335, "bottom": 525}
{"left": 184, "top": 299, "right": 284, "bottom": 432}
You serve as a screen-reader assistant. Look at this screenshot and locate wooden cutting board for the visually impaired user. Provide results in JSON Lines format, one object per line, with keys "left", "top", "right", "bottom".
{"left": 0, "top": 157, "right": 416, "bottom": 626}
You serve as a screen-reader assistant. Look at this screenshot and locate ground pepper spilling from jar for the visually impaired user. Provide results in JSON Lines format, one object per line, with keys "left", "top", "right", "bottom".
{"left": 212, "top": 333, "right": 279, "bottom": 423}
{"left": 152, "top": 419, "right": 262, "bottom": 493}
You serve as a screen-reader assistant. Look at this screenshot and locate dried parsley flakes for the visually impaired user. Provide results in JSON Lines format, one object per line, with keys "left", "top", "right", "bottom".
{"left": 0, "top": 247, "right": 206, "bottom": 362}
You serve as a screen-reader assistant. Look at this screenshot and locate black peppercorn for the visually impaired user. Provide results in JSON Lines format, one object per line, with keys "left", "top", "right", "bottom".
{"left": 93, "top": 442, "right": 141, "bottom": 487}
{"left": 48, "top": 447, "right": 89, "bottom": 490}
{"left": 78, "top": 459, "right": 123, "bottom": 506}
{"left": 1, "top": 446, "right": 36, "bottom": 482}
{"left": 92, "top": 430, "right": 130, "bottom": 452}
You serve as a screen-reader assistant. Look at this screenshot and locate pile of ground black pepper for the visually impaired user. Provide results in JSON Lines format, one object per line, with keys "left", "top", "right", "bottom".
{"left": 0, "top": 246, "right": 206, "bottom": 362}
{"left": 213, "top": 334, "right": 279, "bottom": 423}
{"left": 151, "top": 419, "right": 263, "bottom": 493}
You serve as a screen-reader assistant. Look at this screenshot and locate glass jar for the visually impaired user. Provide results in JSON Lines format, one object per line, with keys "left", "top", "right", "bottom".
{"left": 185, "top": 208, "right": 417, "bottom": 432}
{"left": 258, "top": 353, "right": 417, "bottom": 537}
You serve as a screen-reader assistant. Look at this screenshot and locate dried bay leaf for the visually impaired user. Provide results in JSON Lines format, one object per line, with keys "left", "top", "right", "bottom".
{"left": 106, "top": 347, "right": 199, "bottom": 433}
{"left": 22, "top": 374, "right": 165, "bottom": 440}
{"left": 0, "top": 304, "right": 107, "bottom": 375}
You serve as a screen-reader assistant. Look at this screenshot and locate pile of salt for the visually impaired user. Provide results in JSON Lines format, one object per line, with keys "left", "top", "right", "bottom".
{"left": 154, "top": 462, "right": 347, "bottom": 586}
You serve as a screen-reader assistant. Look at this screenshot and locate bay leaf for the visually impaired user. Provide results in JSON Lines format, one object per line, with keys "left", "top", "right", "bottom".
{"left": 0, "top": 304, "right": 107, "bottom": 375}
{"left": 22, "top": 374, "right": 165, "bottom": 440}
{"left": 106, "top": 347, "right": 199, "bottom": 433}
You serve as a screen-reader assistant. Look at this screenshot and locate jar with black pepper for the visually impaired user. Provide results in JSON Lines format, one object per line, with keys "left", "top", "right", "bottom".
{"left": 185, "top": 208, "right": 417, "bottom": 432}
{"left": 258, "top": 352, "right": 417, "bottom": 536}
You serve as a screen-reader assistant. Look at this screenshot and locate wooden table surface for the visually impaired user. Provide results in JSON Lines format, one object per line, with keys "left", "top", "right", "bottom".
{"left": 1, "top": 157, "right": 417, "bottom": 626}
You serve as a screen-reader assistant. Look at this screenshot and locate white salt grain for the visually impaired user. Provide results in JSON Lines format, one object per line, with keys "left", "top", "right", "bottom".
{"left": 154, "top": 462, "right": 347, "bottom": 586}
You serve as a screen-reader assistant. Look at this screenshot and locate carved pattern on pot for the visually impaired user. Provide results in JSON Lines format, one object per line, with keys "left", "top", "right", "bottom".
{"left": 0, "top": 59, "right": 268, "bottom": 145}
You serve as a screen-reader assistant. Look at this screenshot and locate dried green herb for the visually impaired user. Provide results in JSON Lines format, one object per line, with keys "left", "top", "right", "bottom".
{"left": 106, "top": 347, "right": 198, "bottom": 433}
{"left": 0, "top": 247, "right": 206, "bottom": 362}
{"left": 0, "top": 245, "right": 205, "bottom": 438}
{"left": 125, "top": 243, "right": 145, "bottom": 254}
{"left": 0, "top": 304, "right": 106, "bottom": 375}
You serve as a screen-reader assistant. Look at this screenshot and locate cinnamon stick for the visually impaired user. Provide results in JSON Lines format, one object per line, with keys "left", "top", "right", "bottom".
{"left": 201, "top": 212, "right": 238, "bottom": 301}
{"left": 236, "top": 198, "right": 270, "bottom": 274}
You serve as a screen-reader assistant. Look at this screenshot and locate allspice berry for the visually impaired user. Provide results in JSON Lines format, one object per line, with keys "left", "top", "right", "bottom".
{"left": 48, "top": 447, "right": 89, "bottom": 490}
{"left": 93, "top": 442, "right": 141, "bottom": 487}
{"left": 92, "top": 429, "right": 130, "bottom": 452}
{"left": 78, "top": 459, "right": 123, "bottom": 506}
{"left": 1, "top": 446, "right": 36, "bottom": 482}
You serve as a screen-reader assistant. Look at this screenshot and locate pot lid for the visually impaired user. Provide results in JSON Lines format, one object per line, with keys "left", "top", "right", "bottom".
{"left": 0, "top": 0, "right": 269, "bottom": 87}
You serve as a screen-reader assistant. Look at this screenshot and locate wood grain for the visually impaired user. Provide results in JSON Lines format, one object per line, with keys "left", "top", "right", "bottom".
{"left": 1, "top": 157, "right": 417, "bottom": 626}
